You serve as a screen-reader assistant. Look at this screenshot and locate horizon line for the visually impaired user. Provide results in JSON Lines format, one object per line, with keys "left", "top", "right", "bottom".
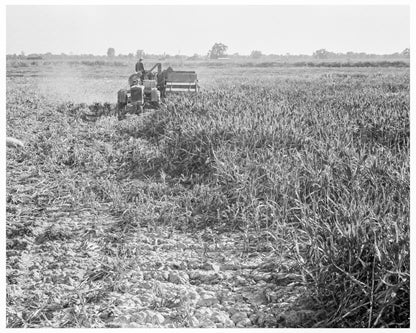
{"left": 7, "top": 48, "right": 410, "bottom": 57}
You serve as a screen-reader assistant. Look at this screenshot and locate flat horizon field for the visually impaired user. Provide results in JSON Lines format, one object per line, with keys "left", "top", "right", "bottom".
{"left": 6, "top": 62, "right": 409, "bottom": 328}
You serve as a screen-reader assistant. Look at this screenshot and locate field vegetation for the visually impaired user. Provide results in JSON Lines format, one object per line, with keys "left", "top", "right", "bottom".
{"left": 7, "top": 57, "right": 410, "bottom": 70}
{"left": 6, "top": 63, "right": 409, "bottom": 327}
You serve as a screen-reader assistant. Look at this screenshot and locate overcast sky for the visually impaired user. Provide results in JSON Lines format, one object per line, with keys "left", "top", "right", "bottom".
{"left": 6, "top": 5, "right": 410, "bottom": 56}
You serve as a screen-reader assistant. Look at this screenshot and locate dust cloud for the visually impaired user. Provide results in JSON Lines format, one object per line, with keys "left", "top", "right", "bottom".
{"left": 36, "top": 64, "right": 128, "bottom": 104}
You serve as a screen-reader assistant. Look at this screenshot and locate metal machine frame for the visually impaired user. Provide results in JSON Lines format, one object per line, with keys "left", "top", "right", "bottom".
{"left": 117, "top": 63, "right": 199, "bottom": 119}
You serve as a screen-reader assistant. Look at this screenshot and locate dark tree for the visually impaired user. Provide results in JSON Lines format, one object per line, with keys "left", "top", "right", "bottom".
{"left": 250, "top": 50, "right": 263, "bottom": 59}
{"left": 209, "top": 43, "right": 228, "bottom": 59}
{"left": 313, "top": 49, "right": 329, "bottom": 59}
{"left": 107, "top": 47, "right": 115, "bottom": 57}
{"left": 136, "top": 49, "right": 144, "bottom": 58}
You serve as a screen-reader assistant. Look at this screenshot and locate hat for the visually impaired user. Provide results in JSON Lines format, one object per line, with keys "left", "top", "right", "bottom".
{"left": 139, "top": 58, "right": 143, "bottom": 61}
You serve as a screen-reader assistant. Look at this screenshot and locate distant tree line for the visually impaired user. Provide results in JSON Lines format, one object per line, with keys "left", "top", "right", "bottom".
{"left": 7, "top": 44, "right": 410, "bottom": 61}
{"left": 312, "top": 48, "right": 410, "bottom": 60}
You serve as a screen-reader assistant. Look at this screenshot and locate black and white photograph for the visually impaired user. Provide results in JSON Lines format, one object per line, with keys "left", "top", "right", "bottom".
{"left": 4, "top": 1, "right": 411, "bottom": 329}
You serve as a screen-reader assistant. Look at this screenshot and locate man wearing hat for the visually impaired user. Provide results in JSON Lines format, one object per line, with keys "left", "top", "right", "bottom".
{"left": 135, "top": 58, "right": 145, "bottom": 73}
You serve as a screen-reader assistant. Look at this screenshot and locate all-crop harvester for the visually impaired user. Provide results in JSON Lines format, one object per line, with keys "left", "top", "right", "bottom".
{"left": 117, "top": 63, "right": 199, "bottom": 119}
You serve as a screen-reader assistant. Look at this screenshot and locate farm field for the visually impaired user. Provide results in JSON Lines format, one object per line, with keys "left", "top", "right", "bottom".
{"left": 6, "top": 62, "right": 410, "bottom": 328}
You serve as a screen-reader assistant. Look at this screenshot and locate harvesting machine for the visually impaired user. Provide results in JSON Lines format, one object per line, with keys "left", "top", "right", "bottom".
{"left": 117, "top": 63, "right": 199, "bottom": 119}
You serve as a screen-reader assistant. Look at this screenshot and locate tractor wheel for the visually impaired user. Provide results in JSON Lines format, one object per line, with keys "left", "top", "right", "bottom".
{"left": 117, "top": 101, "right": 126, "bottom": 110}
{"left": 117, "top": 89, "right": 128, "bottom": 118}
{"left": 117, "top": 103, "right": 126, "bottom": 120}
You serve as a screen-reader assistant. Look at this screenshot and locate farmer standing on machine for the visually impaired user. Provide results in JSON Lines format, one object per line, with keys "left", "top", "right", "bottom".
{"left": 135, "top": 58, "right": 145, "bottom": 80}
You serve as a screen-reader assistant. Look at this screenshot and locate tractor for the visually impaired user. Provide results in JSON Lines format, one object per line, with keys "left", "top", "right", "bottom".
{"left": 117, "top": 63, "right": 199, "bottom": 120}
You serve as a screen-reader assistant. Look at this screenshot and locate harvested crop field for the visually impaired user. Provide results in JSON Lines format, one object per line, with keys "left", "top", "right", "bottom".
{"left": 6, "top": 62, "right": 410, "bottom": 328}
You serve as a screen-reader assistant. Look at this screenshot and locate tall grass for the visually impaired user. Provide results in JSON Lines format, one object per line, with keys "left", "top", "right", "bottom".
{"left": 149, "top": 73, "right": 409, "bottom": 327}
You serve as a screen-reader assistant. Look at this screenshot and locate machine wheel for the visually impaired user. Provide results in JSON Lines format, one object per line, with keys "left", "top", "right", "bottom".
{"left": 117, "top": 89, "right": 128, "bottom": 120}
{"left": 117, "top": 103, "right": 126, "bottom": 120}
{"left": 117, "top": 101, "right": 126, "bottom": 110}
{"left": 117, "top": 110, "right": 125, "bottom": 121}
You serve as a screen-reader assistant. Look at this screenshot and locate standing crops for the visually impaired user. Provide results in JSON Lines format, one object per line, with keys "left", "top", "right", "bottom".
{"left": 147, "top": 72, "right": 409, "bottom": 327}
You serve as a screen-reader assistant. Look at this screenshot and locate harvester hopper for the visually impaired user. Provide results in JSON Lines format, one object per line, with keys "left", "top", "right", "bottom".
{"left": 164, "top": 70, "right": 199, "bottom": 93}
